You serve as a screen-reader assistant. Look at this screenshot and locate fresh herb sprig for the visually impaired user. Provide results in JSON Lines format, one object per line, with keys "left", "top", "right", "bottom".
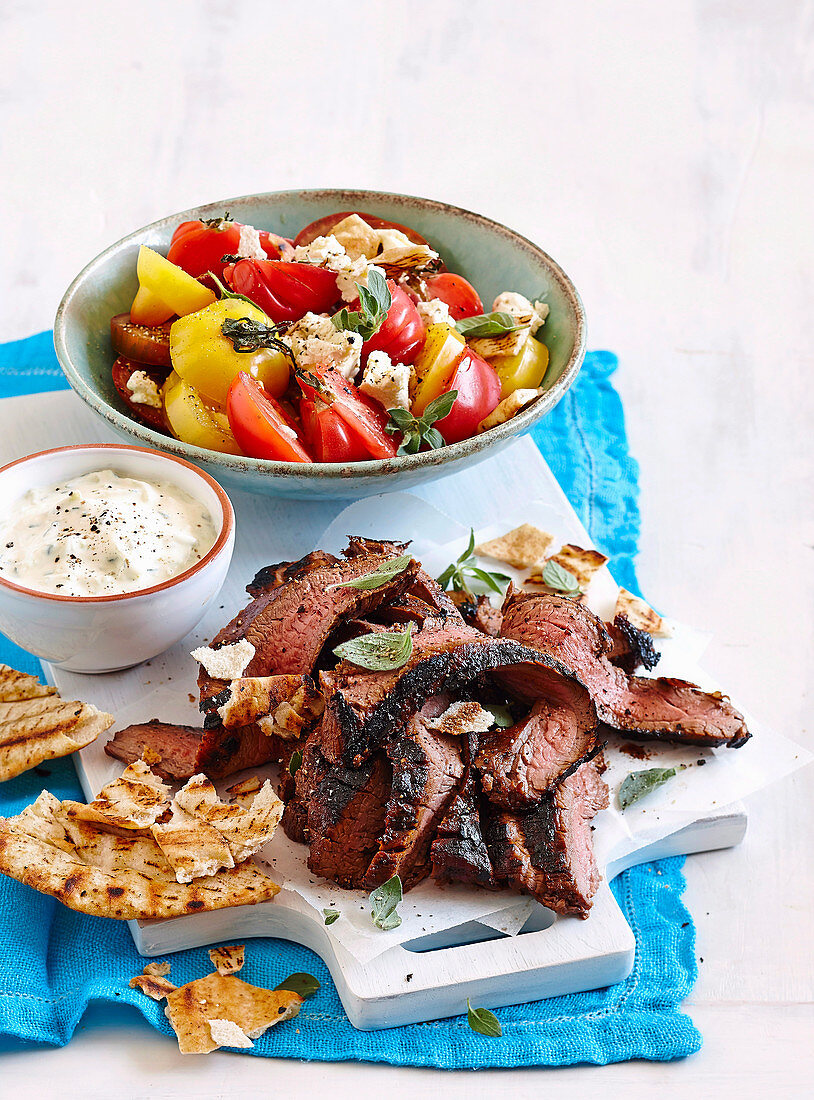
{"left": 540, "top": 559, "right": 582, "bottom": 596}
{"left": 323, "top": 909, "right": 340, "bottom": 926}
{"left": 386, "top": 391, "right": 457, "bottom": 455}
{"left": 618, "top": 766, "right": 681, "bottom": 810}
{"left": 326, "top": 554, "right": 412, "bottom": 592}
{"left": 274, "top": 972, "right": 320, "bottom": 999}
{"left": 288, "top": 749, "right": 303, "bottom": 778}
{"left": 221, "top": 317, "right": 294, "bottom": 360}
{"left": 332, "top": 268, "right": 392, "bottom": 341}
{"left": 333, "top": 623, "right": 414, "bottom": 671}
{"left": 455, "top": 312, "right": 523, "bottom": 339}
{"left": 437, "top": 529, "right": 510, "bottom": 597}
{"left": 466, "top": 999, "right": 502, "bottom": 1037}
{"left": 369, "top": 874, "right": 403, "bottom": 931}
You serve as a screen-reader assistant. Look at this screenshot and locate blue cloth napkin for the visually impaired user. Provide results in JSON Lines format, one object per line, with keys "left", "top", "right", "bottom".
{"left": 0, "top": 335, "right": 701, "bottom": 1066}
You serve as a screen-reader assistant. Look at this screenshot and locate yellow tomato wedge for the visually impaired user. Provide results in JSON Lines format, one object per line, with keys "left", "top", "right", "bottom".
{"left": 412, "top": 322, "right": 466, "bottom": 416}
{"left": 492, "top": 336, "right": 550, "bottom": 399}
{"left": 134, "top": 246, "right": 215, "bottom": 319}
{"left": 130, "top": 284, "right": 174, "bottom": 326}
{"left": 163, "top": 371, "right": 241, "bottom": 454}
{"left": 169, "top": 298, "right": 290, "bottom": 407}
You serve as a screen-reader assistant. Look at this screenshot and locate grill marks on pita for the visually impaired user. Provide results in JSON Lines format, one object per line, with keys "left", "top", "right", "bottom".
{"left": 0, "top": 664, "right": 114, "bottom": 782}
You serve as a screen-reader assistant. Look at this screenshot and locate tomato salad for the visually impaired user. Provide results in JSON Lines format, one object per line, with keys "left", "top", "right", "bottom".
{"left": 110, "top": 211, "right": 551, "bottom": 463}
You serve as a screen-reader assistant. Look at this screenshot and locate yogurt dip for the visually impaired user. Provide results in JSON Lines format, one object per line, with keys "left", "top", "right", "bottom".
{"left": 0, "top": 468, "right": 218, "bottom": 597}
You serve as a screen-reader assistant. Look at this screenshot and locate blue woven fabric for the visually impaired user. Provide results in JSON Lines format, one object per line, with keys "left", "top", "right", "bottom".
{"left": 0, "top": 334, "right": 701, "bottom": 1066}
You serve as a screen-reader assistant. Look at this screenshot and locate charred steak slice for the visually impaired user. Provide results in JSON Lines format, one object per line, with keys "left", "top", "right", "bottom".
{"left": 483, "top": 760, "right": 609, "bottom": 918}
{"left": 500, "top": 592, "right": 750, "bottom": 748}
{"left": 431, "top": 731, "right": 496, "bottom": 888}
{"left": 450, "top": 592, "right": 503, "bottom": 636}
{"left": 246, "top": 549, "right": 340, "bottom": 597}
{"left": 306, "top": 752, "right": 392, "bottom": 888}
{"left": 476, "top": 697, "right": 600, "bottom": 809}
{"left": 364, "top": 705, "right": 465, "bottom": 890}
{"left": 104, "top": 720, "right": 201, "bottom": 782}
{"left": 605, "top": 613, "right": 660, "bottom": 674}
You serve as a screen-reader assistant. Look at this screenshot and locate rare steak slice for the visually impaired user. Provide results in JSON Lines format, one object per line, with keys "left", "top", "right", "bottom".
{"left": 483, "top": 760, "right": 609, "bottom": 918}
{"left": 431, "top": 731, "right": 496, "bottom": 888}
{"left": 104, "top": 720, "right": 201, "bottom": 782}
{"left": 500, "top": 592, "right": 750, "bottom": 748}
{"left": 306, "top": 752, "right": 392, "bottom": 888}
{"left": 450, "top": 593, "right": 503, "bottom": 637}
{"left": 476, "top": 697, "right": 600, "bottom": 809}
{"left": 342, "top": 535, "right": 463, "bottom": 623}
{"left": 364, "top": 705, "right": 465, "bottom": 890}
{"left": 319, "top": 619, "right": 593, "bottom": 768}
{"left": 246, "top": 549, "right": 340, "bottom": 598}
{"left": 605, "top": 613, "right": 660, "bottom": 674}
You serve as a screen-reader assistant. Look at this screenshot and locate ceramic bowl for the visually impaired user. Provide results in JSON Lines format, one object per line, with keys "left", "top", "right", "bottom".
{"left": 54, "top": 190, "right": 586, "bottom": 499}
{"left": 0, "top": 444, "right": 234, "bottom": 672}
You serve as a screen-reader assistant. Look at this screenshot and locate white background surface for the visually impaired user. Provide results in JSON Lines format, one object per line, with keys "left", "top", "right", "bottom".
{"left": 0, "top": 0, "right": 812, "bottom": 1096}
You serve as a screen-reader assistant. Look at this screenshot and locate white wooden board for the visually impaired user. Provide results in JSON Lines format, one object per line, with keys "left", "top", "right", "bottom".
{"left": 1, "top": 391, "right": 761, "bottom": 1029}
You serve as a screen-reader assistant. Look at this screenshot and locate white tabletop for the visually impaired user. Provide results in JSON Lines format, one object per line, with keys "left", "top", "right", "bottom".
{"left": 1, "top": 1, "right": 812, "bottom": 1094}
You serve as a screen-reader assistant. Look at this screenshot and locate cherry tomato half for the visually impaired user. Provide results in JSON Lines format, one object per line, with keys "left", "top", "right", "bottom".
{"left": 110, "top": 313, "right": 172, "bottom": 367}
{"left": 294, "top": 211, "right": 430, "bottom": 249}
{"left": 300, "top": 398, "right": 370, "bottom": 462}
{"left": 423, "top": 273, "right": 484, "bottom": 321}
{"left": 167, "top": 217, "right": 290, "bottom": 279}
{"left": 435, "top": 350, "right": 501, "bottom": 444}
{"left": 224, "top": 259, "right": 340, "bottom": 323}
{"left": 295, "top": 367, "right": 397, "bottom": 460}
{"left": 358, "top": 280, "right": 425, "bottom": 365}
{"left": 226, "top": 373, "right": 312, "bottom": 462}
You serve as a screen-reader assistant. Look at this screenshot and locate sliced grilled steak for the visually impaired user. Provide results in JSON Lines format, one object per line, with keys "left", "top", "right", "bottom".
{"left": 343, "top": 535, "right": 463, "bottom": 623}
{"left": 483, "top": 760, "right": 609, "bottom": 918}
{"left": 500, "top": 592, "right": 750, "bottom": 748}
{"left": 449, "top": 593, "right": 503, "bottom": 636}
{"left": 319, "top": 619, "right": 594, "bottom": 767}
{"left": 306, "top": 752, "right": 392, "bottom": 888}
{"left": 605, "top": 613, "right": 660, "bottom": 673}
{"left": 104, "top": 720, "right": 201, "bottom": 781}
{"left": 476, "top": 698, "right": 600, "bottom": 809}
{"left": 247, "top": 550, "right": 340, "bottom": 598}
{"left": 431, "top": 731, "right": 495, "bottom": 888}
{"left": 364, "top": 706, "right": 465, "bottom": 890}
{"left": 343, "top": 536, "right": 409, "bottom": 558}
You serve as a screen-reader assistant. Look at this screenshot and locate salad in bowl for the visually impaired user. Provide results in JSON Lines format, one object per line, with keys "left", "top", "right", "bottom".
{"left": 110, "top": 210, "right": 553, "bottom": 464}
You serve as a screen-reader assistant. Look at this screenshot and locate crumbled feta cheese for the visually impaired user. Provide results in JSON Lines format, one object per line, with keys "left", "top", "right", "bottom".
{"left": 291, "top": 233, "right": 346, "bottom": 267}
{"left": 426, "top": 701, "right": 495, "bottom": 737}
{"left": 192, "top": 639, "right": 256, "bottom": 681}
{"left": 237, "top": 223, "right": 266, "bottom": 261}
{"left": 470, "top": 291, "right": 535, "bottom": 359}
{"left": 286, "top": 312, "right": 363, "bottom": 381}
{"left": 417, "top": 297, "right": 454, "bottom": 329}
{"left": 493, "top": 291, "right": 535, "bottom": 327}
{"left": 291, "top": 234, "right": 372, "bottom": 303}
{"left": 125, "top": 370, "right": 162, "bottom": 408}
{"left": 358, "top": 351, "right": 411, "bottom": 412}
{"left": 531, "top": 299, "right": 549, "bottom": 334}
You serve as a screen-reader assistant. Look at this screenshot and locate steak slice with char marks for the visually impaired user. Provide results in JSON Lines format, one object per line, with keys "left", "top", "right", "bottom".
{"left": 500, "top": 592, "right": 750, "bottom": 748}
{"left": 476, "top": 697, "right": 600, "bottom": 809}
{"left": 246, "top": 549, "right": 339, "bottom": 598}
{"left": 450, "top": 592, "right": 503, "bottom": 636}
{"left": 319, "top": 619, "right": 594, "bottom": 768}
{"left": 104, "top": 720, "right": 201, "bottom": 781}
{"left": 605, "top": 613, "right": 660, "bottom": 674}
{"left": 364, "top": 703, "right": 465, "bottom": 890}
{"left": 431, "top": 731, "right": 496, "bottom": 888}
{"left": 483, "top": 760, "right": 609, "bottom": 918}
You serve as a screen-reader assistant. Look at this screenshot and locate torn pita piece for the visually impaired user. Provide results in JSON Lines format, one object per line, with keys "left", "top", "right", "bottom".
{"left": 0, "top": 779, "right": 281, "bottom": 919}
{"left": 615, "top": 587, "right": 672, "bottom": 636}
{"left": 173, "top": 775, "right": 284, "bottom": 865}
{"left": 0, "top": 664, "right": 114, "bottom": 782}
{"left": 475, "top": 524, "right": 554, "bottom": 569}
{"left": 163, "top": 972, "right": 302, "bottom": 1054}
{"left": 130, "top": 971, "right": 177, "bottom": 1001}
{"left": 73, "top": 759, "right": 170, "bottom": 830}
{"left": 217, "top": 674, "right": 324, "bottom": 737}
{"left": 143, "top": 960, "right": 171, "bottom": 977}
{"left": 209, "top": 944, "right": 246, "bottom": 976}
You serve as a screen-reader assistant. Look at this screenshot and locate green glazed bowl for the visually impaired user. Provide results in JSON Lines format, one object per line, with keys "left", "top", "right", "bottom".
{"left": 54, "top": 189, "right": 585, "bottom": 499}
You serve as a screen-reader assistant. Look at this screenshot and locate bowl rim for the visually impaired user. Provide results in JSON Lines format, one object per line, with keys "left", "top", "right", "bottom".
{"left": 54, "top": 188, "right": 586, "bottom": 480}
{"left": 0, "top": 443, "right": 234, "bottom": 604}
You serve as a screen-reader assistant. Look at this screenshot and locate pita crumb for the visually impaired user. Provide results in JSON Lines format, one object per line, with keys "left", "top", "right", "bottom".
{"left": 130, "top": 972, "right": 177, "bottom": 1001}
{"left": 477, "top": 388, "right": 544, "bottom": 433}
{"left": 163, "top": 972, "right": 302, "bottom": 1054}
{"left": 475, "top": 524, "right": 554, "bottom": 569}
{"left": 208, "top": 1018, "right": 253, "bottom": 1049}
{"left": 0, "top": 665, "right": 114, "bottom": 782}
{"left": 226, "top": 776, "right": 263, "bottom": 799}
{"left": 0, "top": 770, "right": 281, "bottom": 920}
{"left": 209, "top": 944, "right": 246, "bottom": 976}
{"left": 143, "top": 960, "right": 172, "bottom": 977}
{"left": 615, "top": 588, "right": 672, "bottom": 637}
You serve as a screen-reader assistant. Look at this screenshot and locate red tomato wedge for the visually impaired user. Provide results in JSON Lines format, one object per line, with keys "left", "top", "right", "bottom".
{"left": 224, "top": 259, "right": 339, "bottom": 323}
{"left": 295, "top": 367, "right": 397, "bottom": 460}
{"left": 434, "top": 350, "right": 501, "bottom": 445}
{"left": 356, "top": 281, "right": 426, "bottom": 365}
{"left": 423, "top": 273, "right": 484, "bottom": 321}
{"left": 226, "top": 373, "right": 312, "bottom": 462}
{"left": 167, "top": 218, "right": 289, "bottom": 279}
{"left": 294, "top": 211, "right": 430, "bottom": 249}
{"left": 111, "top": 357, "right": 169, "bottom": 433}
{"left": 300, "top": 398, "right": 370, "bottom": 463}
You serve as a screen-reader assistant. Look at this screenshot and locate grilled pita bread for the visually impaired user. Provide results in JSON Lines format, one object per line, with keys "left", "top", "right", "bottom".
{"left": 163, "top": 972, "right": 301, "bottom": 1054}
{"left": 151, "top": 805, "right": 235, "bottom": 884}
{"left": 209, "top": 944, "right": 245, "bottom": 976}
{"left": 614, "top": 588, "right": 672, "bottom": 637}
{"left": 174, "top": 775, "right": 284, "bottom": 864}
{"left": 0, "top": 787, "right": 280, "bottom": 920}
{"left": 0, "top": 678, "right": 114, "bottom": 781}
{"left": 475, "top": 524, "right": 554, "bottom": 569}
{"left": 527, "top": 543, "right": 610, "bottom": 593}
{"left": 218, "top": 675, "right": 323, "bottom": 735}
{"left": 143, "top": 960, "right": 171, "bottom": 977}
{"left": 72, "top": 759, "right": 171, "bottom": 830}
{"left": 130, "top": 972, "right": 177, "bottom": 1001}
